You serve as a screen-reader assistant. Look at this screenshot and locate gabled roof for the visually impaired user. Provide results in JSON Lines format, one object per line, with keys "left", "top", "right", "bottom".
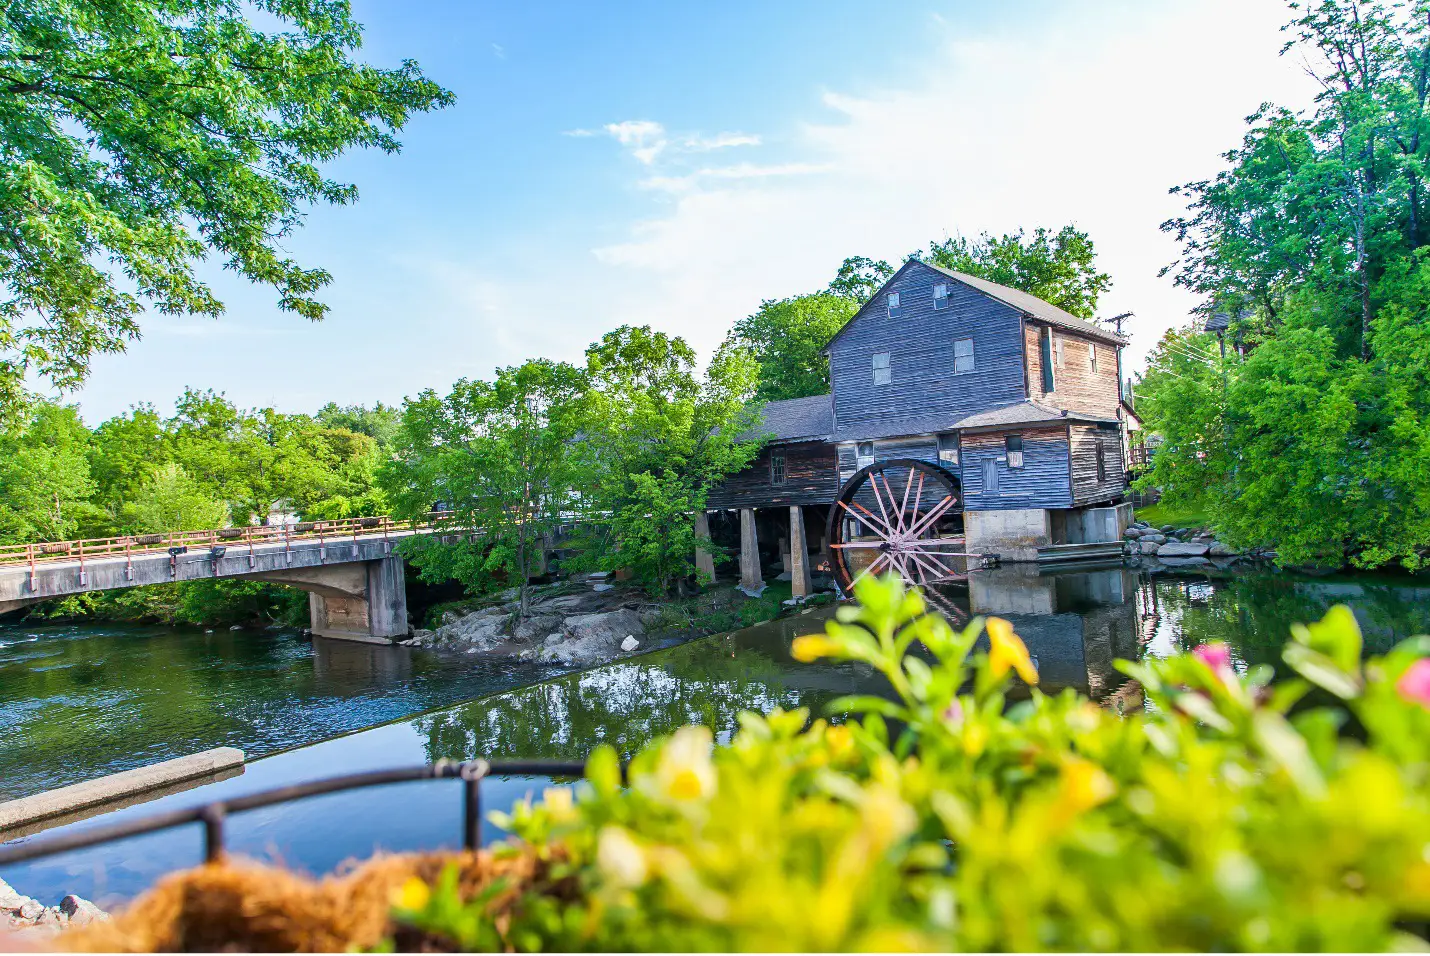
{"left": 951, "top": 400, "right": 1117, "bottom": 432}
{"left": 744, "top": 393, "right": 833, "bottom": 443}
{"left": 821, "top": 259, "right": 1128, "bottom": 352}
{"left": 921, "top": 263, "right": 1128, "bottom": 346}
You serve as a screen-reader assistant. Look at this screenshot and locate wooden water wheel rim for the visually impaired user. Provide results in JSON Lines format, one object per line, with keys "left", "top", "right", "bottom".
{"left": 824, "top": 457, "right": 970, "bottom": 593}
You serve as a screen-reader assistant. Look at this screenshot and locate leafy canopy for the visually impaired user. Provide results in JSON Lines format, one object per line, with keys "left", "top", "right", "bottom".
{"left": 925, "top": 224, "right": 1111, "bottom": 319}
{"left": 0, "top": 0, "right": 453, "bottom": 416}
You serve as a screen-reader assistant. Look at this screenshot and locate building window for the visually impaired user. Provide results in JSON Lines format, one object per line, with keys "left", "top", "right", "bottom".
{"left": 982, "top": 459, "right": 999, "bottom": 495}
{"left": 933, "top": 283, "right": 949, "bottom": 310}
{"left": 770, "top": 451, "right": 786, "bottom": 485}
{"left": 1055, "top": 334, "right": 1066, "bottom": 368}
{"left": 872, "top": 351, "right": 891, "bottom": 385}
{"left": 953, "top": 337, "right": 975, "bottom": 374}
{"left": 937, "top": 432, "right": 959, "bottom": 466}
{"left": 1005, "top": 434, "right": 1024, "bottom": 469}
{"left": 1040, "top": 327, "right": 1055, "bottom": 393}
{"left": 887, "top": 292, "right": 901, "bottom": 317}
{"left": 856, "top": 441, "right": 875, "bottom": 469}
{"left": 1089, "top": 344, "right": 1099, "bottom": 374}
{"left": 1096, "top": 443, "right": 1107, "bottom": 483}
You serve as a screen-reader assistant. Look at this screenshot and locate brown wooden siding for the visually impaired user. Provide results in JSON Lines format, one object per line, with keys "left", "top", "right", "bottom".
{"left": 1025, "top": 322, "right": 1121, "bottom": 418}
{"left": 1069, "top": 422, "right": 1126, "bottom": 505}
{"left": 708, "top": 441, "right": 840, "bottom": 509}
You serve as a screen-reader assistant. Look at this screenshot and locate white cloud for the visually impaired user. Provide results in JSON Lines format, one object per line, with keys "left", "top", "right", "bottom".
{"left": 603, "top": 119, "right": 668, "bottom": 165}
{"left": 683, "top": 132, "right": 761, "bottom": 151}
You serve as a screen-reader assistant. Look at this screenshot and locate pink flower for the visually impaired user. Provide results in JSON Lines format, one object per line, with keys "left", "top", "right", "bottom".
{"left": 942, "top": 699, "right": 964, "bottom": 726}
{"left": 1396, "top": 659, "right": 1430, "bottom": 709}
{"left": 1193, "top": 642, "right": 1232, "bottom": 672}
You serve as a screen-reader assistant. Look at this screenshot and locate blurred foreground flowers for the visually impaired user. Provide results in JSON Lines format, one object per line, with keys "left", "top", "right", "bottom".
{"left": 396, "top": 574, "right": 1430, "bottom": 952}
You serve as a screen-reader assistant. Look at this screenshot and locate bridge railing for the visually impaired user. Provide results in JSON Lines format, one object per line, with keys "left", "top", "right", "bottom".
{"left": 0, "top": 513, "right": 457, "bottom": 572}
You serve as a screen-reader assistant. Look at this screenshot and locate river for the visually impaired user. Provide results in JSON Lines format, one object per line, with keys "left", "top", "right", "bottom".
{"left": 2, "top": 563, "right": 1429, "bottom": 906}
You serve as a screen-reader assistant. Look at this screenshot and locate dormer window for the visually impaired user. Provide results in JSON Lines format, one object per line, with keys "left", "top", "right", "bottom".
{"left": 932, "top": 283, "right": 949, "bottom": 310}
{"left": 887, "top": 292, "right": 901, "bottom": 318}
{"left": 872, "top": 351, "right": 891, "bottom": 385}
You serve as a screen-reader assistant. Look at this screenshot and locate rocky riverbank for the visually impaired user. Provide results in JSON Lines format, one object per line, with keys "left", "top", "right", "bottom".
{"left": 1122, "top": 519, "right": 1271, "bottom": 569}
{"left": 1, "top": 877, "right": 107, "bottom": 941}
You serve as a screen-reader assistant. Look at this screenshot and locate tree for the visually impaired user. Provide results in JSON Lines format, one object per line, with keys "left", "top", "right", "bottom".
{"left": 0, "top": 400, "right": 102, "bottom": 541}
{"left": 826, "top": 256, "right": 895, "bottom": 302}
{"left": 384, "top": 359, "right": 587, "bottom": 618}
{"left": 719, "top": 293, "right": 856, "bottom": 402}
{"left": 121, "top": 463, "right": 228, "bottom": 532}
{"left": 926, "top": 225, "right": 1111, "bottom": 319}
{"left": 0, "top": 0, "right": 454, "bottom": 417}
{"left": 315, "top": 402, "right": 402, "bottom": 453}
{"left": 571, "top": 326, "right": 763, "bottom": 595}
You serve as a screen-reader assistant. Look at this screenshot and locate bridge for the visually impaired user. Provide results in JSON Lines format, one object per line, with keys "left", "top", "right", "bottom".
{"left": 0, "top": 516, "right": 450, "bottom": 644}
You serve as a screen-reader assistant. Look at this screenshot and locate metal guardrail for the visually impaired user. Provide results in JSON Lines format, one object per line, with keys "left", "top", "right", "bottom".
{"left": 0, "top": 759, "right": 589, "bottom": 867}
{"left": 0, "top": 513, "right": 457, "bottom": 580}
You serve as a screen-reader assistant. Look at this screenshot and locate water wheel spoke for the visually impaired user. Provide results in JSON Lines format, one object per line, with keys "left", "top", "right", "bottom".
{"left": 843, "top": 500, "right": 899, "bottom": 541}
{"left": 906, "top": 495, "right": 956, "bottom": 540}
{"left": 881, "top": 472, "right": 908, "bottom": 535}
{"left": 906, "top": 549, "right": 955, "bottom": 582}
{"left": 899, "top": 468, "right": 915, "bottom": 531}
{"left": 828, "top": 541, "right": 888, "bottom": 549}
{"left": 854, "top": 551, "right": 892, "bottom": 583}
{"left": 869, "top": 471, "right": 896, "bottom": 535}
{"left": 827, "top": 457, "right": 963, "bottom": 594}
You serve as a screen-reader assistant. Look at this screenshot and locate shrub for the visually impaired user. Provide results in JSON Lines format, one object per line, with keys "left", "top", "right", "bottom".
{"left": 394, "top": 574, "right": 1430, "bottom": 952}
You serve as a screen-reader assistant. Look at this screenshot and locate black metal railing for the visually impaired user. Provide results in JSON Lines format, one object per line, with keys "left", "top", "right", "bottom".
{"left": 0, "top": 759, "right": 589, "bottom": 867}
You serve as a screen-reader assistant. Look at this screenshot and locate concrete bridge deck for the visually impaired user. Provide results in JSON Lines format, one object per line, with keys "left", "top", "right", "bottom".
{"left": 0, "top": 523, "right": 428, "bottom": 643}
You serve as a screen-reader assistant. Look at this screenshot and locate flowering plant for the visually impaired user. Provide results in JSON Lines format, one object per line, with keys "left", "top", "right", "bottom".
{"left": 395, "top": 575, "right": 1430, "bottom": 951}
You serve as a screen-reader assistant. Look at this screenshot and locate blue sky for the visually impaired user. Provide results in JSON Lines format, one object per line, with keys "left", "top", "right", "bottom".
{"left": 70, "top": 0, "right": 1314, "bottom": 421}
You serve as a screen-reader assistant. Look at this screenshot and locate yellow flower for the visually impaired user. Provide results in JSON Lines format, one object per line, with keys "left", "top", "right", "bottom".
{"left": 542, "top": 786, "right": 576, "bottom": 821}
{"left": 653, "top": 725, "right": 717, "bottom": 804}
{"left": 391, "top": 876, "right": 431, "bottom": 912}
{"left": 825, "top": 724, "right": 854, "bottom": 760}
{"left": 597, "top": 826, "right": 649, "bottom": 888}
{"left": 1060, "top": 757, "right": 1116, "bottom": 814}
{"left": 861, "top": 785, "right": 917, "bottom": 854}
{"left": 987, "top": 617, "right": 1038, "bottom": 685}
{"left": 791, "top": 633, "right": 839, "bottom": 663}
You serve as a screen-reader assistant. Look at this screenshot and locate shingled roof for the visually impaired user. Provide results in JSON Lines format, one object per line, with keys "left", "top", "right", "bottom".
{"left": 951, "top": 400, "right": 1118, "bottom": 431}
{"left": 922, "top": 263, "right": 1127, "bottom": 346}
{"left": 744, "top": 394, "right": 833, "bottom": 443}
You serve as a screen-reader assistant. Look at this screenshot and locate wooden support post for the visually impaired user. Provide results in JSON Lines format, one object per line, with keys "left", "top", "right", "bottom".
{"left": 738, "top": 508, "right": 764, "bottom": 596}
{"left": 789, "top": 505, "right": 812, "bottom": 599}
{"left": 693, "top": 511, "right": 716, "bottom": 584}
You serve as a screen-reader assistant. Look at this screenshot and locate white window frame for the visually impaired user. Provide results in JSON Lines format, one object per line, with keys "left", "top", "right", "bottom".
{"left": 953, "top": 337, "right": 975, "bottom": 374}
{"left": 937, "top": 432, "right": 959, "bottom": 466}
{"left": 856, "top": 441, "right": 875, "bottom": 469}
{"left": 1054, "top": 334, "right": 1066, "bottom": 368}
{"left": 1005, "top": 434, "right": 1024, "bottom": 469}
{"left": 932, "top": 283, "right": 949, "bottom": 310}
{"left": 1089, "top": 343, "right": 1099, "bottom": 374}
{"left": 887, "top": 292, "right": 901, "bottom": 317}
{"left": 872, "top": 351, "right": 891, "bottom": 386}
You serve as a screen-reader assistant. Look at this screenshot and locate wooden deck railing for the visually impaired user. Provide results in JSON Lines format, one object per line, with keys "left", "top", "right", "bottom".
{"left": 0, "top": 513, "right": 456, "bottom": 576}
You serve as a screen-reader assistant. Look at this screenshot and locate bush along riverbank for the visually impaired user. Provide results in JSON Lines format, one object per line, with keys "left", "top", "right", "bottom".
{"left": 51, "top": 574, "right": 1430, "bottom": 952}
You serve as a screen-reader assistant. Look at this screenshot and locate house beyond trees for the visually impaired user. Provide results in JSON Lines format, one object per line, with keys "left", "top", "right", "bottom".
{"left": 707, "top": 259, "right": 1139, "bottom": 594}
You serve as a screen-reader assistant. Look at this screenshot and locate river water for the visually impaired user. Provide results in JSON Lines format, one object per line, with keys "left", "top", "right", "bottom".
{"left": 2, "top": 563, "right": 1428, "bottom": 906}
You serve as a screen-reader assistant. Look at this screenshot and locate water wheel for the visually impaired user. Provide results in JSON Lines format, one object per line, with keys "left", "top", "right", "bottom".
{"left": 824, "top": 457, "right": 983, "bottom": 593}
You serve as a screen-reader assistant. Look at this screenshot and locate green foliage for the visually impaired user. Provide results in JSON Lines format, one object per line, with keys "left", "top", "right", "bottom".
{"left": 395, "top": 575, "right": 1430, "bottom": 952}
{"left": 1146, "top": 0, "right": 1430, "bottom": 568}
{"left": 0, "top": 0, "right": 453, "bottom": 417}
{"left": 718, "top": 293, "right": 856, "bottom": 402}
{"left": 926, "top": 224, "right": 1111, "bottom": 319}
{"left": 383, "top": 359, "right": 586, "bottom": 617}
{"left": 0, "top": 399, "right": 103, "bottom": 540}
{"left": 826, "top": 255, "right": 896, "bottom": 302}
{"left": 570, "top": 326, "right": 763, "bottom": 595}
{"left": 29, "top": 577, "right": 308, "bottom": 627}
{"left": 120, "top": 462, "right": 228, "bottom": 533}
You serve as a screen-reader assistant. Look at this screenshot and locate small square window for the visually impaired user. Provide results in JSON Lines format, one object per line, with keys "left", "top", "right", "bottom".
{"left": 856, "top": 441, "right": 875, "bottom": 468}
{"left": 771, "top": 452, "right": 786, "bottom": 485}
{"left": 1089, "top": 344, "right": 1099, "bottom": 374}
{"left": 1005, "top": 434, "right": 1024, "bottom": 469}
{"left": 872, "top": 351, "right": 891, "bottom": 385}
{"left": 937, "top": 432, "right": 959, "bottom": 465}
{"left": 887, "top": 292, "right": 901, "bottom": 317}
{"left": 953, "top": 337, "right": 975, "bottom": 374}
{"left": 932, "top": 283, "right": 949, "bottom": 310}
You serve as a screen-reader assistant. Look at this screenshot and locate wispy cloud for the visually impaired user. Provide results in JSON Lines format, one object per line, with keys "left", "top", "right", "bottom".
{"left": 604, "top": 119, "right": 668, "bottom": 165}
{"left": 638, "top": 162, "right": 830, "bottom": 193}
{"left": 683, "top": 132, "right": 761, "bottom": 151}
{"left": 490, "top": 43, "right": 505, "bottom": 59}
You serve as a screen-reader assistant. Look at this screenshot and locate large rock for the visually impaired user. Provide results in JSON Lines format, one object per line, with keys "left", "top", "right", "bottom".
{"left": 1208, "top": 541, "right": 1239, "bottom": 557}
{"left": 0, "top": 878, "right": 27, "bottom": 910}
{"left": 1141, "top": 533, "right": 1167, "bottom": 545}
{"left": 511, "top": 614, "right": 562, "bottom": 643}
{"left": 1160, "top": 524, "right": 1176, "bottom": 534}
{"left": 1159, "top": 555, "right": 1211, "bottom": 567}
{"left": 1139, "top": 539, "right": 1162, "bottom": 555}
{"left": 59, "top": 895, "right": 107, "bottom": 926}
{"left": 543, "top": 609, "right": 646, "bottom": 666}
{"left": 1124, "top": 527, "right": 1143, "bottom": 539}
{"left": 1158, "top": 541, "right": 1209, "bottom": 557}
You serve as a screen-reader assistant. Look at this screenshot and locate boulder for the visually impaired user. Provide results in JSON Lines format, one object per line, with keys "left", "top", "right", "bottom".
{"left": 17, "top": 900, "right": 43, "bottom": 921}
{"left": 1139, "top": 539, "right": 1162, "bottom": 555}
{"left": 1141, "top": 533, "right": 1167, "bottom": 545}
{"left": 563, "top": 609, "right": 644, "bottom": 646}
{"left": 1160, "top": 524, "right": 1176, "bottom": 534}
{"left": 0, "top": 878, "right": 26, "bottom": 910}
{"left": 1208, "top": 541, "right": 1239, "bottom": 557}
{"left": 59, "top": 896, "right": 108, "bottom": 926}
{"left": 1123, "top": 527, "right": 1143, "bottom": 539}
{"left": 1157, "top": 541, "right": 1209, "bottom": 557}
{"left": 621, "top": 635, "right": 640, "bottom": 652}
{"left": 1159, "top": 555, "right": 1211, "bottom": 567}
{"left": 592, "top": 583, "right": 615, "bottom": 592}
{"left": 511, "top": 614, "right": 562, "bottom": 643}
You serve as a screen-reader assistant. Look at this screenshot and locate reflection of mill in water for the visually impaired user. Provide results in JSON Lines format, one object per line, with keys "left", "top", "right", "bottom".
{"left": 930, "top": 564, "right": 1144, "bottom": 701}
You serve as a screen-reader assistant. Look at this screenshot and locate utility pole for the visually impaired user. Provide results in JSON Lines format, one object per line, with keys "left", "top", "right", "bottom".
{"left": 1104, "top": 311, "right": 1134, "bottom": 404}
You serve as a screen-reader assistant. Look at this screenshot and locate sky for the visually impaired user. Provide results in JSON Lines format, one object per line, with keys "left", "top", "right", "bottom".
{"left": 69, "top": 0, "right": 1319, "bottom": 422}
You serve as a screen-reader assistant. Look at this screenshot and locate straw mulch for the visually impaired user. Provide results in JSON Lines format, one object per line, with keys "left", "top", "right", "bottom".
{"left": 54, "top": 847, "right": 570, "bottom": 953}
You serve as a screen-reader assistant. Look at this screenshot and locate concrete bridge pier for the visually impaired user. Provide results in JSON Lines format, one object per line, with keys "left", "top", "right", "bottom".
{"left": 257, "top": 555, "right": 409, "bottom": 644}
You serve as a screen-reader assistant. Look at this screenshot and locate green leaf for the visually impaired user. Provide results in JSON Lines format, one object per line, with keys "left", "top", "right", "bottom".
{"left": 1283, "top": 643, "right": 1362, "bottom": 699}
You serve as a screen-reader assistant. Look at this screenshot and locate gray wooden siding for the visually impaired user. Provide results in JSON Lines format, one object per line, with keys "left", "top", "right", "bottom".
{"left": 836, "top": 434, "right": 942, "bottom": 484}
{"left": 1069, "top": 423, "right": 1126, "bottom": 505}
{"left": 960, "top": 426, "right": 1072, "bottom": 511}
{"left": 708, "top": 441, "right": 839, "bottom": 509}
{"left": 829, "top": 262, "right": 1029, "bottom": 442}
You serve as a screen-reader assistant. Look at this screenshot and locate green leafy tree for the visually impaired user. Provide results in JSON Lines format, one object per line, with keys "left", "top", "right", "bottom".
{"left": 571, "top": 326, "right": 763, "bottom": 595}
{"left": 826, "top": 255, "right": 895, "bottom": 302}
{"left": 926, "top": 225, "right": 1111, "bottom": 319}
{"left": 121, "top": 462, "right": 228, "bottom": 533}
{"left": 384, "top": 359, "right": 587, "bottom": 618}
{"left": 0, "top": 0, "right": 454, "bottom": 417}
{"left": 0, "top": 400, "right": 103, "bottom": 541}
{"left": 719, "top": 293, "right": 855, "bottom": 402}
{"left": 315, "top": 401, "right": 402, "bottom": 453}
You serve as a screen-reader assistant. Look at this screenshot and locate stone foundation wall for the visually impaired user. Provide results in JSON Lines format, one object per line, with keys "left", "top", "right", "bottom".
{"left": 965, "top": 508, "right": 1052, "bottom": 562}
